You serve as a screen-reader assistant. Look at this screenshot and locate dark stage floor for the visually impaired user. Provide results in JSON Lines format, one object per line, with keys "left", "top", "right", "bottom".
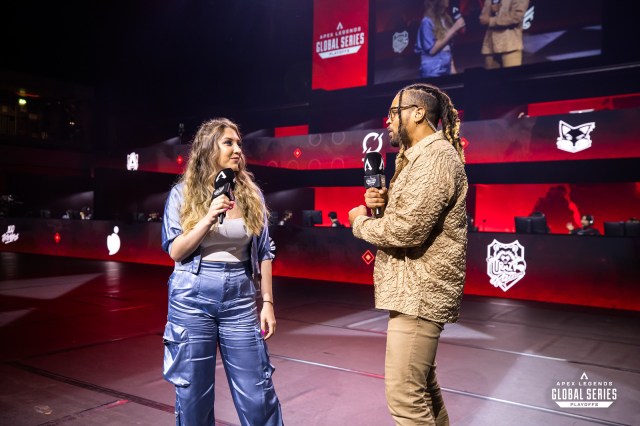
{"left": 0, "top": 252, "right": 638, "bottom": 425}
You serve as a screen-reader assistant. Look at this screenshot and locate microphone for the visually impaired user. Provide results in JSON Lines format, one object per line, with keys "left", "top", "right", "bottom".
{"left": 363, "top": 151, "right": 385, "bottom": 218}
{"left": 451, "top": 0, "right": 462, "bottom": 21}
{"left": 490, "top": 0, "right": 501, "bottom": 16}
{"left": 213, "top": 168, "right": 236, "bottom": 224}
{"left": 450, "top": 0, "right": 465, "bottom": 34}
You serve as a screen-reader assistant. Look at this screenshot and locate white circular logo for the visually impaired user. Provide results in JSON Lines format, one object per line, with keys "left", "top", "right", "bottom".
{"left": 362, "top": 132, "right": 384, "bottom": 156}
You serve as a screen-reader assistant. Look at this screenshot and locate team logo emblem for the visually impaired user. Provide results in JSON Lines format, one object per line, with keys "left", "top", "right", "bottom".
{"left": 486, "top": 240, "right": 527, "bottom": 292}
{"left": 556, "top": 120, "right": 596, "bottom": 153}
{"left": 392, "top": 31, "right": 409, "bottom": 54}
{"left": 362, "top": 132, "right": 384, "bottom": 161}
{"left": 127, "top": 152, "right": 139, "bottom": 170}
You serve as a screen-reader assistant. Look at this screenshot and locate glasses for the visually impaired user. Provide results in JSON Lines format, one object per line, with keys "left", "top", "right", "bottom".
{"left": 388, "top": 104, "right": 419, "bottom": 120}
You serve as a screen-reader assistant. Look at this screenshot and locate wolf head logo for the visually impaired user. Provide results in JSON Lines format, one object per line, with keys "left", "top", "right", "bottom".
{"left": 556, "top": 120, "right": 595, "bottom": 154}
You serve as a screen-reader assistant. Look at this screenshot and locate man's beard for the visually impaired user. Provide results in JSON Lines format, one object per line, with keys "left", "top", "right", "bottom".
{"left": 390, "top": 125, "right": 410, "bottom": 148}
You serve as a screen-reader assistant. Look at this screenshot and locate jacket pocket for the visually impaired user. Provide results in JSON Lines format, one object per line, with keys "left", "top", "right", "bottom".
{"left": 163, "top": 322, "right": 191, "bottom": 387}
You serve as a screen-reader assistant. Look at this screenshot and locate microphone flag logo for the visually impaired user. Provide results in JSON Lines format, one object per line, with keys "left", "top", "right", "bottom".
{"left": 364, "top": 158, "right": 372, "bottom": 172}
{"left": 364, "top": 157, "right": 384, "bottom": 172}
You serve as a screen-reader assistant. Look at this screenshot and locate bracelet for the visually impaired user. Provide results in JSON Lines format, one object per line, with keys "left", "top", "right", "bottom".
{"left": 262, "top": 300, "right": 274, "bottom": 305}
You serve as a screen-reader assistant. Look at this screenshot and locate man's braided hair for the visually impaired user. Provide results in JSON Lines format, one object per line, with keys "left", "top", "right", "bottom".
{"left": 397, "top": 83, "right": 465, "bottom": 164}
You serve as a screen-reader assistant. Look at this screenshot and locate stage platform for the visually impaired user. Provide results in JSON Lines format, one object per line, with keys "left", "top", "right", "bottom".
{"left": 0, "top": 253, "right": 637, "bottom": 425}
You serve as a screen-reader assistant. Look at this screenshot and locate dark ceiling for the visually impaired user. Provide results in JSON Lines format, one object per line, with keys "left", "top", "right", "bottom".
{"left": 2, "top": 1, "right": 313, "bottom": 141}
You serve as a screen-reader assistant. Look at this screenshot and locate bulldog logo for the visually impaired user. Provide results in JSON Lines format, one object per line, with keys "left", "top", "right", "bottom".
{"left": 556, "top": 120, "right": 596, "bottom": 154}
{"left": 486, "top": 240, "right": 527, "bottom": 292}
{"left": 392, "top": 31, "right": 409, "bottom": 54}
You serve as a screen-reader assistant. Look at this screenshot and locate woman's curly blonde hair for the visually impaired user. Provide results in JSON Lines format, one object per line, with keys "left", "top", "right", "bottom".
{"left": 179, "top": 118, "right": 267, "bottom": 236}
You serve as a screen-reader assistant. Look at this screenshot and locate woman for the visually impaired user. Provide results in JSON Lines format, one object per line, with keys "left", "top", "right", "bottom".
{"left": 161, "top": 118, "right": 283, "bottom": 425}
{"left": 415, "top": 0, "right": 466, "bottom": 78}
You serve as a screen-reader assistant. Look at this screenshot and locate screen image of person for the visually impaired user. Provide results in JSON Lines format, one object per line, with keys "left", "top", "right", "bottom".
{"left": 349, "top": 83, "right": 467, "bottom": 425}
{"left": 415, "top": 0, "right": 466, "bottom": 77}
{"left": 373, "top": 0, "right": 603, "bottom": 84}
{"left": 161, "top": 118, "right": 283, "bottom": 425}
{"left": 479, "top": 0, "right": 529, "bottom": 68}
{"left": 567, "top": 214, "right": 601, "bottom": 236}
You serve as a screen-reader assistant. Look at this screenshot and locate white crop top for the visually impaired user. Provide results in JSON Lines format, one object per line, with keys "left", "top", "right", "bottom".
{"left": 201, "top": 218, "right": 251, "bottom": 262}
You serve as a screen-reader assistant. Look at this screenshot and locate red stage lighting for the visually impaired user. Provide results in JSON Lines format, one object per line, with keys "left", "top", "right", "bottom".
{"left": 461, "top": 137, "right": 469, "bottom": 149}
{"left": 176, "top": 155, "right": 184, "bottom": 165}
{"left": 293, "top": 148, "right": 302, "bottom": 159}
{"left": 54, "top": 232, "right": 61, "bottom": 244}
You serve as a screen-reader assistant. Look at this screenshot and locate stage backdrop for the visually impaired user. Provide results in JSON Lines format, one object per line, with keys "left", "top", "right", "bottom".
{"left": 241, "top": 108, "right": 640, "bottom": 170}
{"left": 1, "top": 219, "right": 638, "bottom": 311}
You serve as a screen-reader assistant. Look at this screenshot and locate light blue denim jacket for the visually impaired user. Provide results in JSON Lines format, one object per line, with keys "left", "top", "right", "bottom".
{"left": 161, "top": 183, "right": 275, "bottom": 280}
{"left": 415, "top": 16, "right": 453, "bottom": 78}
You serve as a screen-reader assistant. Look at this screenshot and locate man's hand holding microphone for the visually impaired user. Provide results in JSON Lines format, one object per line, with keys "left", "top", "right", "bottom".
{"left": 349, "top": 152, "right": 388, "bottom": 225}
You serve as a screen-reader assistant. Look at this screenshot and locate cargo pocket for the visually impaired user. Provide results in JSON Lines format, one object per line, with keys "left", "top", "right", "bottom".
{"left": 163, "top": 322, "right": 192, "bottom": 387}
{"left": 254, "top": 327, "right": 276, "bottom": 386}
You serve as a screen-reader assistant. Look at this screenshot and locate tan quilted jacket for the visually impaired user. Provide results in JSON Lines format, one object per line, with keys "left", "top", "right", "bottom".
{"left": 480, "top": 0, "right": 529, "bottom": 54}
{"left": 353, "top": 131, "right": 468, "bottom": 323}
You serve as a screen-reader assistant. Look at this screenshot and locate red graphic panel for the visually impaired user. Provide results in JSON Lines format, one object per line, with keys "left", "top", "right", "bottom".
{"left": 242, "top": 109, "right": 640, "bottom": 170}
{"left": 243, "top": 130, "right": 393, "bottom": 170}
{"left": 463, "top": 109, "right": 640, "bottom": 164}
{"left": 527, "top": 93, "right": 640, "bottom": 116}
{"left": 473, "top": 182, "right": 640, "bottom": 234}
{"left": 313, "top": 186, "right": 365, "bottom": 227}
{"left": 312, "top": 0, "right": 369, "bottom": 91}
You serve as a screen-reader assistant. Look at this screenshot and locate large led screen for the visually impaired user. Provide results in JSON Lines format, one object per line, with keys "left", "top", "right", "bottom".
{"left": 373, "top": 0, "right": 603, "bottom": 85}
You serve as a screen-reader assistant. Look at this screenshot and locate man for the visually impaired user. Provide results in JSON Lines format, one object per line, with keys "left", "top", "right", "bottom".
{"left": 479, "top": 0, "right": 529, "bottom": 68}
{"left": 328, "top": 211, "right": 345, "bottom": 227}
{"left": 567, "top": 214, "right": 601, "bottom": 236}
{"left": 349, "top": 83, "right": 468, "bottom": 425}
